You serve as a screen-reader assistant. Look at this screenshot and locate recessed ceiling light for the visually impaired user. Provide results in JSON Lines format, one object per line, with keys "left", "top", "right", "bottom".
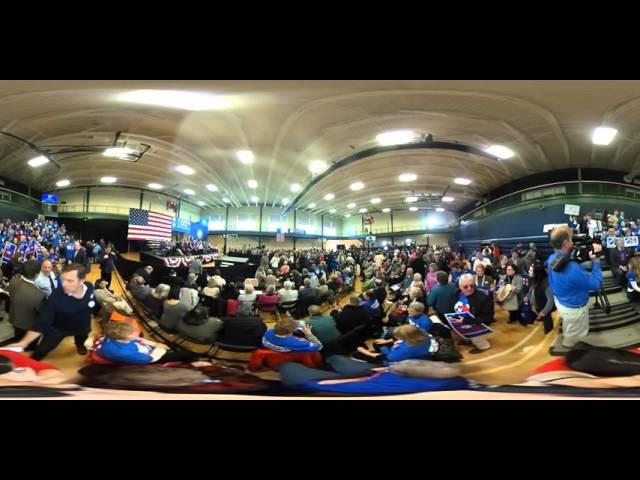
{"left": 175, "top": 165, "right": 195, "bottom": 175}
{"left": 484, "top": 145, "right": 514, "bottom": 159}
{"left": 350, "top": 181, "right": 364, "bottom": 191}
{"left": 436, "top": 207, "right": 445, "bottom": 212}
{"left": 454, "top": 177, "right": 472, "bottom": 185}
{"left": 28, "top": 156, "right": 49, "bottom": 167}
{"left": 329, "top": 209, "right": 336, "bottom": 214}
{"left": 359, "top": 208, "right": 368, "bottom": 213}
{"left": 309, "top": 160, "right": 328, "bottom": 174}
{"left": 247, "top": 180, "right": 258, "bottom": 189}
{"left": 308, "top": 203, "right": 317, "bottom": 209}
{"left": 290, "top": 183, "right": 301, "bottom": 193}
{"left": 197, "top": 201, "right": 206, "bottom": 206}
{"left": 222, "top": 197, "right": 231, "bottom": 203}
{"left": 370, "top": 198, "right": 381, "bottom": 204}
{"left": 282, "top": 198, "right": 290, "bottom": 205}
{"left": 382, "top": 208, "right": 391, "bottom": 213}
{"left": 236, "top": 150, "right": 254, "bottom": 164}
{"left": 250, "top": 196, "right": 259, "bottom": 203}
{"left": 101, "top": 176, "right": 117, "bottom": 184}
{"left": 104, "top": 147, "right": 136, "bottom": 158}
{"left": 56, "top": 179, "right": 70, "bottom": 187}
{"left": 405, "top": 196, "right": 418, "bottom": 203}
{"left": 206, "top": 184, "right": 218, "bottom": 192}
{"left": 344, "top": 213, "right": 351, "bottom": 218}
{"left": 409, "top": 207, "right": 419, "bottom": 211}
{"left": 116, "top": 90, "right": 229, "bottom": 111}
{"left": 376, "top": 130, "right": 416, "bottom": 146}
{"left": 148, "top": 183, "right": 164, "bottom": 190}
{"left": 347, "top": 202, "right": 356, "bottom": 209}
{"left": 442, "top": 196, "right": 454, "bottom": 202}
{"left": 324, "top": 193, "right": 335, "bottom": 201}
{"left": 183, "top": 188, "right": 195, "bottom": 195}
{"left": 398, "top": 173, "right": 417, "bottom": 182}
{"left": 592, "top": 126, "right": 618, "bottom": 146}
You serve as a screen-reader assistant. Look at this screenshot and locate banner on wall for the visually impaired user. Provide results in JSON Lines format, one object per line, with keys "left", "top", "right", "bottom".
{"left": 190, "top": 221, "right": 207, "bottom": 240}
{"left": 172, "top": 218, "right": 191, "bottom": 233}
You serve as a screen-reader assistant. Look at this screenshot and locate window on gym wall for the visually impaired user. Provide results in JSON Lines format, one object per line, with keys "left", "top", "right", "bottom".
{"left": 324, "top": 221, "right": 336, "bottom": 236}
{"left": 236, "top": 214, "right": 256, "bottom": 231}
{"left": 297, "top": 215, "right": 316, "bottom": 234}
{"left": 267, "top": 214, "right": 286, "bottom": 232}
{"left": 208, "top": 214, "right": 225, "bottom": 230}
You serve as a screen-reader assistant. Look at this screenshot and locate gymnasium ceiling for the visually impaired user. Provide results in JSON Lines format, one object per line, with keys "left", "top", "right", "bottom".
{"left": 1, "top": 80, "right": 640, "bottom": 217}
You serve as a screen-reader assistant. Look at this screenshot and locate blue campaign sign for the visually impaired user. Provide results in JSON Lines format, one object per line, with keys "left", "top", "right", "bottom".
{"left": 190, "top": 221, "right": 207, "bottom": 240}
{"left": 42, "top": 193, "right": 58, "bottom": 204}
{"left": 172, "top": 218, "right": 191, "bottom": 233}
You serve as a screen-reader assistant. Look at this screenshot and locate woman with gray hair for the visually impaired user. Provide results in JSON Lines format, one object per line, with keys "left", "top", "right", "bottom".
{"left": 143, "top": 283, "right": 170, "bottom": 318}
{"left": 278, "top": 280, "right": 298, "bottom": 304}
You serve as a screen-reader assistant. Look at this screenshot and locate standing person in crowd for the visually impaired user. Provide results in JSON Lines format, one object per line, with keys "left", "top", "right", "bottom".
{"left": 8, "top": 264, "right": 100, "bottom": 359}
{"left": 99, "top": 246, "right": 117, "bottom": 288}
{"left": 527, "top": 263, "right": 556, "bottom": 334}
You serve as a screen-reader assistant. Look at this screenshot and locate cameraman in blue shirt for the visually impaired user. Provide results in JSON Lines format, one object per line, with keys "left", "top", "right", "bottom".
{"left": 546, "top": 226, "right": 602, "bottom": 349}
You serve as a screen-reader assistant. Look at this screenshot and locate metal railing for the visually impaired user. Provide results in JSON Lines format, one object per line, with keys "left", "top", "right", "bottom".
{"left": 57, "top": 203, "right": 131, "bottom": 216}
{"left": 0, "top": 186, "right": 42, "bottom": 212}
{"left": 459, "top": 180, "right": 640, "bottom": 222}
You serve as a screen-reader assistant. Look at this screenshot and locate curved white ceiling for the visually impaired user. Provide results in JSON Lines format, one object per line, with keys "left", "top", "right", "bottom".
{"left": 0, "top": 80, "right": 637, "bottom": 216}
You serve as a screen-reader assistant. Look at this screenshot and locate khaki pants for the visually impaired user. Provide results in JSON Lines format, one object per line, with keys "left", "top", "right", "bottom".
{"left": 554, "top": 297, "right": 589, "bottom": 348}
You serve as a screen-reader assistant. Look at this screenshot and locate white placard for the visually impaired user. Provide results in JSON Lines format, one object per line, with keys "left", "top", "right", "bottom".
{"left": 564, "top": 204, "right": 581, "bottom": 216}
{"left": 624, "top": 236, "right": 639, "bottom": 247}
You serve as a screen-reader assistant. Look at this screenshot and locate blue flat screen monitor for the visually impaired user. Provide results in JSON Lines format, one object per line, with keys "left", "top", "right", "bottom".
{"left": 42, "top": 193, "right": 58, "bottom": 204}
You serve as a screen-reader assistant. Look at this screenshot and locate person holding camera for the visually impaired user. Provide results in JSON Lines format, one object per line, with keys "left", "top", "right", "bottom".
{"left": 546, "top": 226, "right": 603, "bottom": 349}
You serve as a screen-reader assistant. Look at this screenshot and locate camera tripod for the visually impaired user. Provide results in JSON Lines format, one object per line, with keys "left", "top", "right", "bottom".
{"left": 590, "top": 285, "right": 611, "bottom": 314}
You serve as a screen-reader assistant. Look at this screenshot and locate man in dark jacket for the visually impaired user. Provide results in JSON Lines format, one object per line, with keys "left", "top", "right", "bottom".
{"left": 457, "top": 274, "right": 493, "bottom": 353}
{"left": 8, "top": 259, "right": 46, "bottom": 345}
{"left": 331, "top": 296, "right": 371, "bottom": 334}
{"left": 218, "top": 302, "right": 266, "bottom": 347}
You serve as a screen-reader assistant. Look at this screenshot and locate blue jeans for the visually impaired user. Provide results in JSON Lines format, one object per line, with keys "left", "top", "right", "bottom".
{"left": 279, "top": 355, "right": 377, "bottom": 387}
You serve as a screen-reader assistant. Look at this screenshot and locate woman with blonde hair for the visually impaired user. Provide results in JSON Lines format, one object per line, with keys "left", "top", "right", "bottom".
{"left": 355, "top": 324, "right": 435, "bottom": 365}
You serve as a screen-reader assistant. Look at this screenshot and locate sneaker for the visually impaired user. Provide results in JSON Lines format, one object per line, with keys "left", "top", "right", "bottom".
{"left": 76, "top": 345, "right": 88, "bottom": 355}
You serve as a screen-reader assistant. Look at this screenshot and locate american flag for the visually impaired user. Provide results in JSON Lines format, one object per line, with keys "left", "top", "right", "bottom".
{"left": 127, "top": 208, "right": 173, "bottom": 241}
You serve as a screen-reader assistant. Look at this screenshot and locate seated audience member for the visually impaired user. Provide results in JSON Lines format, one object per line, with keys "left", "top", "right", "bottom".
{"left": 262, "top": 317, "right": 323, "bottom": 353}
{"left": 373, "top": 278, "right": 387, "bottom": 305}
{"left": 134, "top": 265, "right": 154, "bottom": 285}
{"left": 455, "top": 274, "right": 493, "bottom": 353}
{"left": 406, "top": 301, "right": 432, "bottom": 332}
{"left": 298, "top": 278, "right": 317, "bottom": 300}
{"left": 238, "top": 283, "right": 258, "bottom": 308}
{"left": 527, "top": 263, "right": 556, "bottom": 334}
{"left": 96, "top": 321, "right": 198, "bottom": 364}
{"left": 257, "top": 284, "right": 280, "bottom": 314}
{"left": 202, "top": 278, "right": 221, "bottom": 299}
{"left": 94, "top": 278, "right": 133, "bottom": 318}
{"left": 177, "top": 306, "right": 224, "bottom": 343}
{"left": 401, "top": 267, "right": 415, "bottom": 290}
{"left": 160, "top": 287, "right": 191, "bottom": 331}
{"left": 354, "top": 325, "right": 435, "bottom": 365}
{"left": 210, "top": 269, "right": 226, "bottom": 288}
{"left": 332, "top": 296, "right": 372, "bottom": 334}
{"left": 184, "top": 273, "right": 199, "bottom": 290}
{"left": 162, "top": 269, "right": 185, "bottom": 288}
{"left": 129, "top": 274, "right": 151, "bottom": 301}
{"left": 143, "top": 284, "right": 170, "bottom": 318}
{"left": 427, "top": 271, "right": 458, "bottom": 322}
{"left": 278, "top": 280, "right": 299, "bottom": 304}
{"left": 180, "top": 286, "right": 200, "bottom": 311}
{"left": 316, "top": 277, "right": 336, "bottom": 305}
{"left": 221, "top": 282, "right": 240, "bottom": 302}
{"left": 611, "top": 238, "right": 632, "bottom": 287}
{"left": 218, "top": 302, "right": 266, "bottom": 347}
{"left": 306, "top": 305, "right": 340, "bottom": 346}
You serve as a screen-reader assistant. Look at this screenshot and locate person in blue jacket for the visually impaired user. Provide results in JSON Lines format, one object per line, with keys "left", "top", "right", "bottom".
{"left": 354, "top": 324, "right": 434, "bottom": 365}
{"left": 262, "top": 317, "right": 323, "bottom": 353}
{"left": 546, "top": 225, "right": 602, "bottom": 349}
